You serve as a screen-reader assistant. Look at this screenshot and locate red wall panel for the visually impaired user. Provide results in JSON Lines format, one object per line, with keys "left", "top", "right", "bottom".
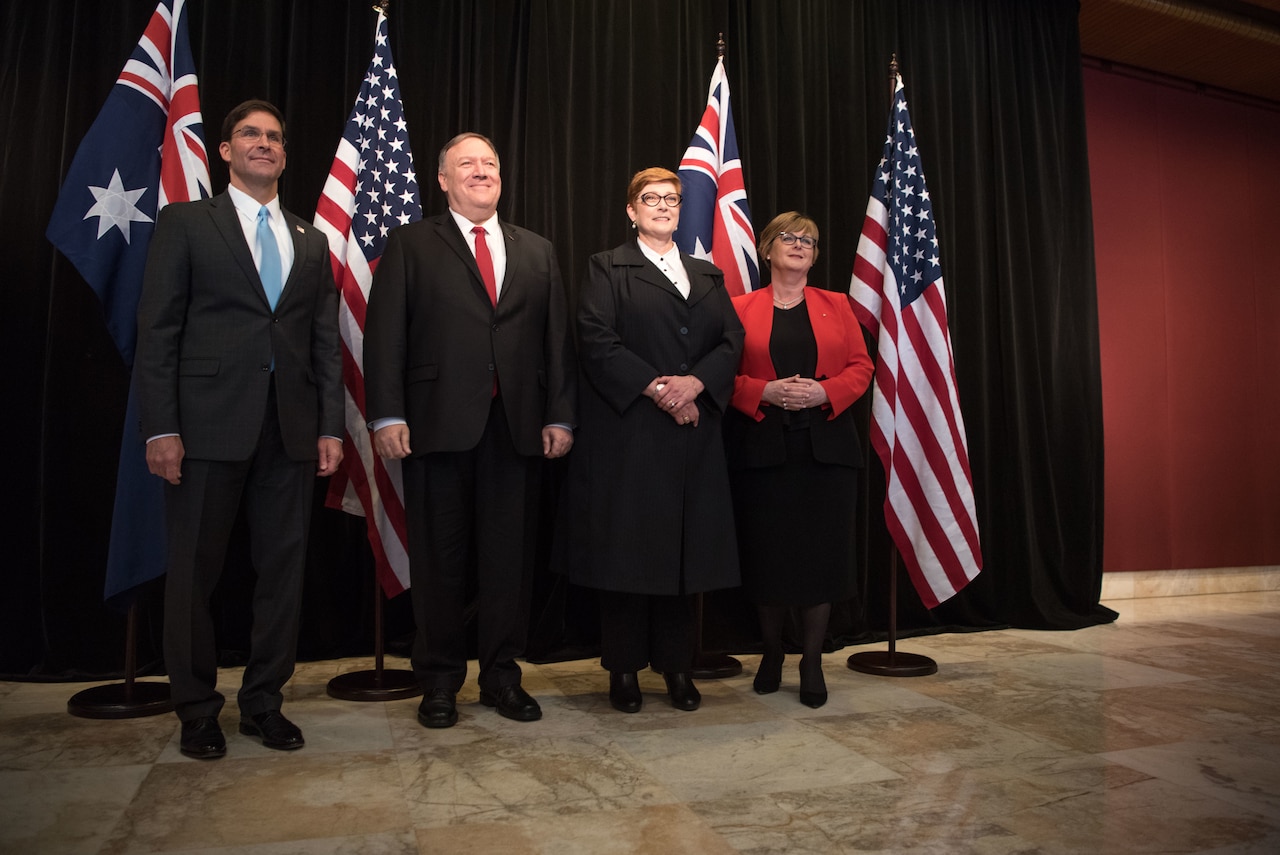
{"left": 1085, "top": 67, "right": 1280, "bottom": 571}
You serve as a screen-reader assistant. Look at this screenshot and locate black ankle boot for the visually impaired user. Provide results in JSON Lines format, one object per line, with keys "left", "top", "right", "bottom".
{"left": 663, "top": 672, "right": 701, "bottom": 711}
{"left": 608, "top": 671, "right": 642, "bottom": 713}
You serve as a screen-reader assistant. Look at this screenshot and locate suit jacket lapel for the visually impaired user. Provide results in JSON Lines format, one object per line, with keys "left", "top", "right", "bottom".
{"left": 682, "top": 252, "right": 717, "bottom": 306}
{"left": 741, "top": 288, "right": 779, "bottom": 380}
{"left": 435, "top": 214, "right": 492, "bottom": 306}
{"left": 496, "top": 221, "right": 518, "bottom": 306}
{"left": 280, "top": 209, "right": 308, "bottom": 306}
{"left": 210, "top": 193, "right": 263, "bottom": 298}
{"left": 617, "top": 239, "right": 683, "bottom": 301}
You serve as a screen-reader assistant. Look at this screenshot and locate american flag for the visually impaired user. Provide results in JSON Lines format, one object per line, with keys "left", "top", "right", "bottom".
{"left": 850, "top": 73, "right": 982, "bottom": 609}
{"left": 46, "top": 0, "right": 209, "bottom": 605}
{"left": 673, "top": 57, "right": 760, "bottom": 296}
{"left": 313, "top": 7, "right": 418, "bottom": 596}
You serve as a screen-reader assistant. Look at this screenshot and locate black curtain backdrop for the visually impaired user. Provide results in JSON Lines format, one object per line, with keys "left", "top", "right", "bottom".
{"left": 1, "top": 0, "right": 1114, "bottom": 680}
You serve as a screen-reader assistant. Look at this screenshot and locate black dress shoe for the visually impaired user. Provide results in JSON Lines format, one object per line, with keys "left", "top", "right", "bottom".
{"left": 753, "top": 653, "right": 783, "bottom": 694}
{"left": 239, "top": 710, "right": 305, "bottom": 750}
{"left": 479, "top": 684, "right": 542, "bottom": 722}
{"left": 663, "top": 672, "right": 701, "bottom": 711}
{"left": 180, "top": 716, "right": 226, "bottom": 760}
{"left": 799, "top": 658, "right": 828, "bottom": 709}
{"left": 608, "top": 671, "right": 642, "bottom": 713}
{"left": 418, "top": 688, "right": 459, "bottom": 729}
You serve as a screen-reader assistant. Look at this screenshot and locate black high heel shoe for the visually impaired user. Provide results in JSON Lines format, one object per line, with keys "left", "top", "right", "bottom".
{"left": 753, "top": 653, "right": 783, "bottom": 694}
{"left": 798, "top": 657, "right": 827, "bottom": 708}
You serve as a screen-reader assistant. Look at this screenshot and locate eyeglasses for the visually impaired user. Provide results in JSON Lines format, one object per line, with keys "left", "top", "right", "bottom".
{"left": 638, "top": 193, "right": 682, "bottom": 208}
{"left": 232, "top": 126, "right": 285, "bottom": 147}
{"left": 778, "top": 232, "right": 817, "bottom": 249}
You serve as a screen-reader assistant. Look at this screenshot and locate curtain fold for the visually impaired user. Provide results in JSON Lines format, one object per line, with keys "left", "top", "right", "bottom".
{"left": 2, "top": 0, "right": 1112, "bottom": 678}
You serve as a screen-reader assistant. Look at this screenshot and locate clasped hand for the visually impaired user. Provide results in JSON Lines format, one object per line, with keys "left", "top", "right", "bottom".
{"left": 762, "top": 375, "right": 828, "bottom": 410}
{"left": 650, "top": 375, "right": 703, "bottom": 427}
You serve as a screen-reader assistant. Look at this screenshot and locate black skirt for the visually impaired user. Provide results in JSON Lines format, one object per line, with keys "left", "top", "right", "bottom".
{"left": 730, "top": 425, "right": 858, "bottom": 607}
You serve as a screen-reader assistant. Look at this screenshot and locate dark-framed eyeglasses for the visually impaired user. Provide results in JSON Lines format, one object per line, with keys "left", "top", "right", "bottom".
{"left": 638, "top": 192, "right": 682, "bottom": 208}
{"left": 778, "top": 232, "right": 817, "bottom": 249}
{"left": 232, "top": 126, "right": 286, "bottom": 147}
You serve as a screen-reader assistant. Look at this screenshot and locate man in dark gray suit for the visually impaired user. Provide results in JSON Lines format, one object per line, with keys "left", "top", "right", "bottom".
{"left": 364, "top": 132, "right": 576, "bottom": 728}
{"left": 136, "top": 100, "right": 344, "bottom": 759}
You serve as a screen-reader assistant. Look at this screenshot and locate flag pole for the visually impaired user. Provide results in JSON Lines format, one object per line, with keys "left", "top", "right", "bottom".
{"left": 323, "top": 0, "right": 420, "bottom": 702}
{"left": 327, "top": 552, "right": 420, "bottom": 701}
{"left": 50, "top": 0, "right": 208, "bottom": 718}
{"left": 847, "top": 55, "right": 937, "bottom": 679}
{"left": 68, "top": 600, "right": 173, "bottom": 718}
{"left": 690, "top": 30, "right": 744, "bottom": 681}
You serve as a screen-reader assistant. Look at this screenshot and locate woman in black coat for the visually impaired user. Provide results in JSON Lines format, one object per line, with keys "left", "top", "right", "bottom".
{"left": 559, "top": 167, "right": 744, "bottom": 713}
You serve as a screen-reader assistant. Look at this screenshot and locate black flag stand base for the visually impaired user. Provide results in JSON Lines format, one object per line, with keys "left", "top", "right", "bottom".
{"left": 327, "top": 572, "right": 421, "bottom": 702}
{"left": 691, "top": 592, "right": 743, "bottom": 679}
{"left": 846, "top": 547, "right": 938, "bottom": 678}
{"left": 68, "top": 602, "right": 173, "bottom": 719}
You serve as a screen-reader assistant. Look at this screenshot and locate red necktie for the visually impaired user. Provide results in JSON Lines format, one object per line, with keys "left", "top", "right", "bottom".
{"left": 472, "top": 226, "right": 498, "bottom": 307}
{"left": 473, "top": 226, "right": 499, "bottom": 396}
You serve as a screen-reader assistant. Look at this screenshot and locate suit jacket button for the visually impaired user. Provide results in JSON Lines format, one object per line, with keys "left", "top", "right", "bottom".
{"left": 260, "top": 364, "right": 270, "bottom": 372}
{"left": 679, "top": 326, "right": 689, "bottom": 335}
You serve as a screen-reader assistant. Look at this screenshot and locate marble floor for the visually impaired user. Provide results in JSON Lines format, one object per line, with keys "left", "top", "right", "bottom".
{"left": 2, "top": 591, "right": 1279, "bottom": 854}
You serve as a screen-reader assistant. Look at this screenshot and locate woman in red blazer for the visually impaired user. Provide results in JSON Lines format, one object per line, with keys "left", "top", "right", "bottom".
{"left": 726, "top": 212, "right": 873, "bottom": 707}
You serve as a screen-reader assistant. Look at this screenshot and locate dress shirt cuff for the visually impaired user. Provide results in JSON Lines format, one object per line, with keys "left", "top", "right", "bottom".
{"left": 368, "top": 417, "right": 407, "bottom": 433}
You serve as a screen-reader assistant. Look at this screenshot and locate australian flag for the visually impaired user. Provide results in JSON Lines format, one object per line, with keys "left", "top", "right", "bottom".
{"left": 46, "top": 0, "right": 210, "bottom": 606}
{"left": 674, "top": 57, "right": 760, "bottom": 296}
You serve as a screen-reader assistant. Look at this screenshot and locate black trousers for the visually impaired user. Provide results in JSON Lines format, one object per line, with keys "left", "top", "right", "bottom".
{"left": 163, "top": 386, "right": 314, "bottom": 722}
{"left": 403, "top": 395, "right": 539, "bottom": 693}
{"left": 597, "top": 590, "right": 696, "bottom": 673}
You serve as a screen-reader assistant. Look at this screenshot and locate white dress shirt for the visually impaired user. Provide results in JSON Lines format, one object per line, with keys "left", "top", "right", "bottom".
{"left": 227, "top": 184, "right": 295, "bottom": 287}
{"left": 637, "top": 239, "right": 691, "bottom": 299}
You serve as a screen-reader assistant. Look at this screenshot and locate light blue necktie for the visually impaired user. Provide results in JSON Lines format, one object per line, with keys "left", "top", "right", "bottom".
{"left": 256, "top": 205, "right": 283, "bottom": 310}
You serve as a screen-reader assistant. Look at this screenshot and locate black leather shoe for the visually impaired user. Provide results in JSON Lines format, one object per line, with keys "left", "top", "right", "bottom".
{"left": 799, "top": 658, "right": 828, "bottom": 709}
{"left": 418, "top": 688, "right": 459, "bottom": 729}
{"left": 180, "top": 716, "right": 226, "bottom": 760}
{"left": 239, "top": 710, "right": 305, "bottom": 750}
{"left": 753, "top": 654, "right": 783, "bottom": 694}
{"left": 479, "top": 684, "right": 542, "bottom": 722}
{"left": 608, "top": 671, "right": 642, "bottom": 713}
{"left": 663, "top": 672, "right": 701, "bottom": 711}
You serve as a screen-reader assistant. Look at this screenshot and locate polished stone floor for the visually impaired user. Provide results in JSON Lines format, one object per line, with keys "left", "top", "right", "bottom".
{"left": 2, "top": 591, "right": 1278, "bottom": 854}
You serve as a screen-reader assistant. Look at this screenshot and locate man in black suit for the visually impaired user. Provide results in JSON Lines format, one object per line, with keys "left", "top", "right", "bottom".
{"left": 135, "top": 100, "right": 344, "bottom": 759}
{"left": 364, "top": 132, "right": 576, "bottom": 728}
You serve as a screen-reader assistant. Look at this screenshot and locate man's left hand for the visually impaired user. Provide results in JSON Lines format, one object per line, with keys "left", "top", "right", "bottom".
{"left": 317, "top": 437, "right": 344, "bottom": 476}
{"left": 542, "top": 426, "right": 574, "bottom": 459}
